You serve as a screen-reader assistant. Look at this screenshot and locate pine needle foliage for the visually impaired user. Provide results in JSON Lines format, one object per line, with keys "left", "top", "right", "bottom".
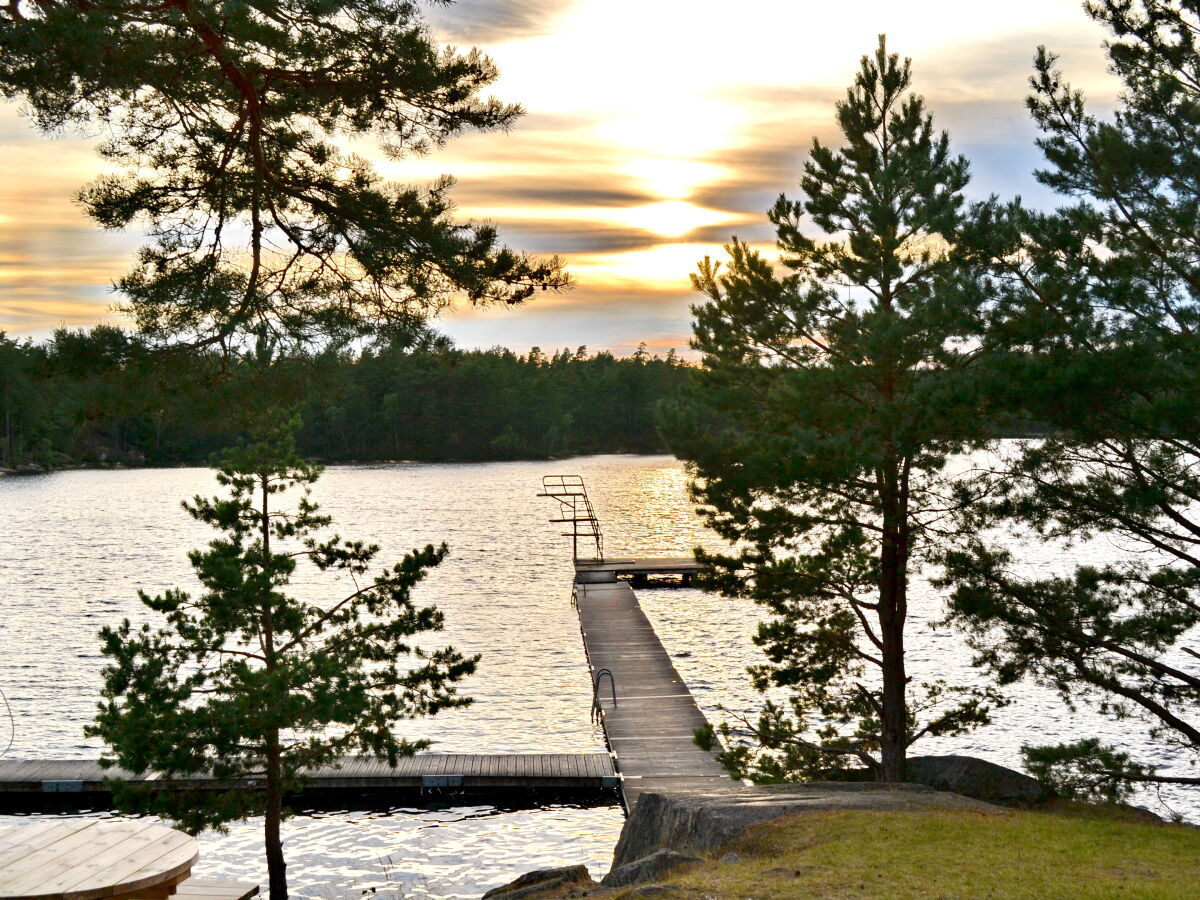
{"left": 87, "top": 415, "right": 476, "bottom": 898}
{"left": 939, "top": 0, "right": 1200, "bottom": 800}
{"left": 667, "top": 38, "right": 1001, "bottom": 784}
{"left": 0, "top": 0, "right": 568, "bottom": 349}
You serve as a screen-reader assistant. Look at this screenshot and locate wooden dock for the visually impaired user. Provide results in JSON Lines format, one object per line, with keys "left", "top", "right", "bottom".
{"left": 574, "top": 577, "right": 730, "bottom": 809}
{"left": 0, "top": 754, "right": 617, "bottom": 806}
{"left": 574, "top": 557, "right": 703, "bottom": 585}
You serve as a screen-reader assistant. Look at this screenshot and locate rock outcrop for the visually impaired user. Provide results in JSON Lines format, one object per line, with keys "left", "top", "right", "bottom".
{"left": 481, "top": 757, "right": 1044, "bottom": 898}
{"left": 611, "top": 781, "right": 1001, "bottom": 869}
{"left": 601, "top": 849, "right": 703, "bottom": 888}
{"left": 904, "top": 755, "right": 1051, "bottom": 806}
{"left": 481, "top": 864, "right": 595, "bottom": 900}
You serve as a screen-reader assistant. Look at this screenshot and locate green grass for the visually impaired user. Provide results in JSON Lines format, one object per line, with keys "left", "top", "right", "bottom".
{"left": 607, "top": 802, "right": 1200, "bottom": 899}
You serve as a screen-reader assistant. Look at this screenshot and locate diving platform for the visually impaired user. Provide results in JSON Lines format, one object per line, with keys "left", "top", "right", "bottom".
{"left": 538, "top": 473, "right": 729, "bottom": 809}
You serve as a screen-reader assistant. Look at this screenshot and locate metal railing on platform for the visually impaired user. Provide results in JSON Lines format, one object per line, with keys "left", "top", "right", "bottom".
{"left": 538, "top": 474, "right": 604, "bottom": 562}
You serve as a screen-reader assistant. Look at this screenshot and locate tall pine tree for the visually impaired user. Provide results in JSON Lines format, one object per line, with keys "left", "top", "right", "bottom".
{"left": 940, "top": 0, "right": 1200, "bottom": 800}
{"left": 667, "top": 38, "right": 999, "bottom": 783}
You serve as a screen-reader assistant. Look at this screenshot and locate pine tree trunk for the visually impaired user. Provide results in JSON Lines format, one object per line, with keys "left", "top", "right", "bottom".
{"left": 877, "top": 466, "right": 909, "bottom": 783}
{"left": 260, "top": 474, "right": 288, "bottom": 899}
{"left": 265, "top": 733, "right": 288, "bottom": 900}
{"left": 3, "top": 384, "right": 10, "bottom": 465}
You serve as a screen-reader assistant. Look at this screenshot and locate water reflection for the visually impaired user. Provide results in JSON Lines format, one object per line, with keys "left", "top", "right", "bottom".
{"left": 0, "top": 452, "right": 1196, "bottom": 892}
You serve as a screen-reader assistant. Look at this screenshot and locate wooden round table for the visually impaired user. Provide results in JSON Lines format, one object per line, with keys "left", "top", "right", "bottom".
{"left": 0, "top": 819, "right": 198, "bottom": 900}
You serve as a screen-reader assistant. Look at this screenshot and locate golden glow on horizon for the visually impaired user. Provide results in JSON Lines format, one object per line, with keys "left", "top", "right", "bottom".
{"left": 619, "top": 201, "right": 739, "bottom": 239}
{"left": 568, "top": 241, "right": 777, "bottom": 290}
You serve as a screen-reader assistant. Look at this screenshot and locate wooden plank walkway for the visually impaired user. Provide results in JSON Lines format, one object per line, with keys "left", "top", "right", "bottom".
{"left": 0, "top": 754, "right": 616, "bottom": 794}
{"left": 574, "top": 578, "right": 730, "bottom": 809}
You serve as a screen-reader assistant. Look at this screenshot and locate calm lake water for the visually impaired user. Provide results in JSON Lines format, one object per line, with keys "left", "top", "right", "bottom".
{"left": 0, "top": 454, "right": 1196, "bottom": 895}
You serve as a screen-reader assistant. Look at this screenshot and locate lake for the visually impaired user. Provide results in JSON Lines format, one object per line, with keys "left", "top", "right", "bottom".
{"left": 0, "top": 454, "right": 1195, "bottom": 896}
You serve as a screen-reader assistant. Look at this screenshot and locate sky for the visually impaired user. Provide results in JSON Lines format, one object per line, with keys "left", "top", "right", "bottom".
{"left": 0, "top": 0, "right": 1120, "bottom": 357}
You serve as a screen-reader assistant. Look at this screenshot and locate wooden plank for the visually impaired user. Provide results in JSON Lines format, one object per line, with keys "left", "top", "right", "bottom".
{"left": 0, "top": 820, "right": 120, "bottom": 883}
{"left": 57, "top": 828, "right": 195, "bottom": 899}
{"left": 0, "top": 819, "right": 78, "bottom": 870}
{"left": 174, "top": 880, "right": 258, "bottom": 900}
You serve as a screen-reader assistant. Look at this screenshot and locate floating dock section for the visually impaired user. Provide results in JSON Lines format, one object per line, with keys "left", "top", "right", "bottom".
{"left": 0, "top": 754, "right": 618, "bottom": 809}
{"left": 574, "top": 557, "right": 703, "bottom": 586}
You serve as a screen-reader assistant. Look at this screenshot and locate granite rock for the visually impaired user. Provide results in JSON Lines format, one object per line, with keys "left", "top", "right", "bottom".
{"left": 905, "top": 755, "right": 1051, "bottom": 806}
{"left": 612, "top": 782, "right": 1001, "bottom": 868}
{"left": 601, "top": 849, "right": 703, "bottom": 888}
{"left": 481, "top": 864, "right": 595, "bottom": 900}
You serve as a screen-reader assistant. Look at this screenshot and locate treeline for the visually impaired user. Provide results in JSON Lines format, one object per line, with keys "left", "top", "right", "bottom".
{"left": 0, "top": 327, "right": 689, "bottom": 468}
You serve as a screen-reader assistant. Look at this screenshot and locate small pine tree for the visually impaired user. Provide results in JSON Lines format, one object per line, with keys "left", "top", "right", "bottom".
{"left": 88, "top": 417, "right": 476, "bottom": 898}
{"left": 668, "top": 37, "right": 1001, "bottom": 783}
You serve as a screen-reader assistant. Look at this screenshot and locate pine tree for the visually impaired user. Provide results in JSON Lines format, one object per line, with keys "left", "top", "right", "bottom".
{"left": 940, "top": 0, "right": 1200, "bottom": 799}
{"left": 666, "top": 38, "right": 1000, "bottom": 783}
{"left": 0, "top": 0, "right": 568, "bottom": 349}
{"left": 87, "top": 416, "right": 476, "bottom": 898}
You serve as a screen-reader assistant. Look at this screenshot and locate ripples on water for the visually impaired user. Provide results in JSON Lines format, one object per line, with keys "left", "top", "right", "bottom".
{"left": 1, "top": 453, "right": 1197, "bottom": 894}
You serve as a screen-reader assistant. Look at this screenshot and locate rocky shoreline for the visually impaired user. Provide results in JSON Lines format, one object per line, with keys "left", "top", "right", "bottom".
{"left": 482, "top": 755, "right": 1054, "bottom": 899}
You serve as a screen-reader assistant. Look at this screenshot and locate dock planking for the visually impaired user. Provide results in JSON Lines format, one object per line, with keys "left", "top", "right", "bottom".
{"left": 0, "top": 754, "right": 616, "bottom": 802}
{"left": 573, "top": 557, "right": 703, "bottom": 585}
{"left": 573, "top": 576, "right": 730, "bottom": 809}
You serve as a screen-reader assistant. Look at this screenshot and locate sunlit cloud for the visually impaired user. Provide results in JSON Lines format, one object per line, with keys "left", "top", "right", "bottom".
{"left": 423, "top": 0, "right": 576, "bottom": 43}
{"left": 0, "top": 0, "right": 1120, "bottom": 352}
{"left": 624, "top": 158, "right": 732, "bottom": 204}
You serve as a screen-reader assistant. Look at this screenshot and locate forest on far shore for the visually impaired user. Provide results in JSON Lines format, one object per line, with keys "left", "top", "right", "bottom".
{"left": 0, "top": 326, "right": 689, "bottom": 468}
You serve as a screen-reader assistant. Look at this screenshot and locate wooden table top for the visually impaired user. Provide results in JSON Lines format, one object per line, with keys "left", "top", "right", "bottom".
{"left": 0, "top": 819, "right": 198, "bottom": 900}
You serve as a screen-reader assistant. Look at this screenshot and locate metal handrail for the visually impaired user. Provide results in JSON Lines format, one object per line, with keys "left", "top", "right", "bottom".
{"left": 591, "top": 668, "right": 617, "bottom": 723}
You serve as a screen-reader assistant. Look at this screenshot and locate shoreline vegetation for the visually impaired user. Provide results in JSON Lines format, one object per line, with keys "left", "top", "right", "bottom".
{"left": 0, "top": 328, "right": 688, "bottom": 471}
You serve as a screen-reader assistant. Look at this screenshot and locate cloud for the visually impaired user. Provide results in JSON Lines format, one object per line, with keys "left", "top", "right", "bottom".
{"left": 495, "top": 222, "right": 665, "bottom": 255}
{"left": 458, "top": 181, "right": 659, "bottom": 210}
{"left": 0, "top": 0, "right": 1131, "bottom": 354}
{"left": 917, "top": 26, "right": 1114, "bottom": 102}
{"left": 440, "top": 281, "right": 697, "bottom": 357}
{"left": 424, "top": 0, "right": 577, "bottom": 44}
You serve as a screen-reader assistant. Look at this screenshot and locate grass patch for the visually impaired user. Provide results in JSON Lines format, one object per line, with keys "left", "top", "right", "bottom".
{"left": 607, "top": 803, "right": 1199, "bottom": 899}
